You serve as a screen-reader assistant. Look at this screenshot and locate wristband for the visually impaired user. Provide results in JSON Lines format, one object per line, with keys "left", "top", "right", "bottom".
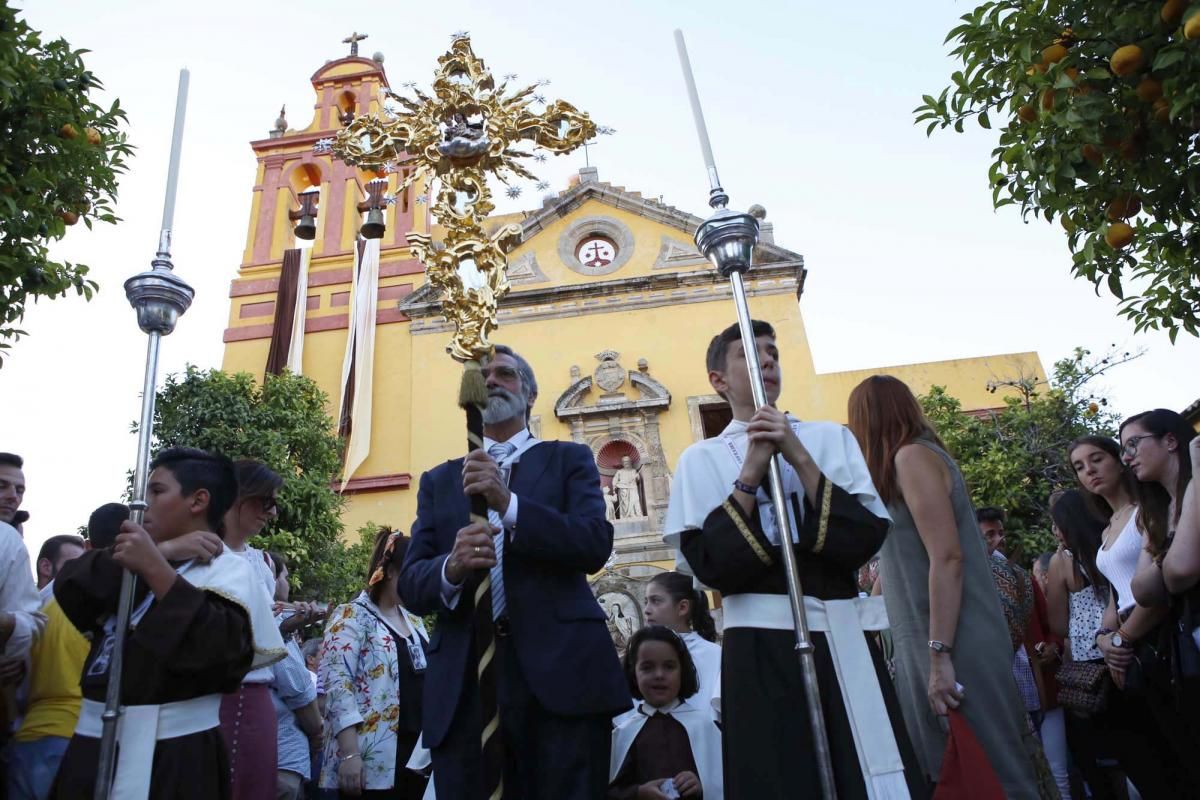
{"left": 342, "top": 753, "right": 362, "bottom": 762}
{"left": 733, "top": 479, "right": 759, "bottom": 496}
{"left": 928, "top": 640, "right": 953, "bottom": 654}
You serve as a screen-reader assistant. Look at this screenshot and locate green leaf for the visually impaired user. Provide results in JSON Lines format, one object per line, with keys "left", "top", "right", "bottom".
{"left": 979, "top": 111, "right": 991, "bottom": 129}
{"left": 1153, "top": 49, "right": 1186, "bottom": 71}
{"left": 1107, "top": 272, "right": 1124, "bottom": 299}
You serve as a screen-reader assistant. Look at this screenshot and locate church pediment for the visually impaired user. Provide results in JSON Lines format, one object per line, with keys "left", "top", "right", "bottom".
{"left": 396, "top": 168, "right": 806, "bottom": 320}
{"left": 517, "top": 170, "right": 802, "bottom": 271}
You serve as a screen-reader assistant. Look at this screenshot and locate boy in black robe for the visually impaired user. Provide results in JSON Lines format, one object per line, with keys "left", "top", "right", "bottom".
{"left": 664, "top": 322, "right": 928, "bottom": 800}
{"left": 52, "top": 447, "right": 285, "bottom": 799}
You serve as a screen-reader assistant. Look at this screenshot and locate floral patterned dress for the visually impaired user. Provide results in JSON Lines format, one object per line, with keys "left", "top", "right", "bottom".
{"left": 318, "top": 592, "right": 428, "bottom": 792}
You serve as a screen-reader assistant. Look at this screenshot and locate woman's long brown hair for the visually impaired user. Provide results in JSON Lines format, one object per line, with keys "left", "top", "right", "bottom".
{"left": 848, "top": 375, "right": 946, "bottom": 505}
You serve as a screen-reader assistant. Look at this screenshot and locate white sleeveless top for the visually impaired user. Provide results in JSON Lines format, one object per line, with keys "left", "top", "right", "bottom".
{"left": 1094, "top": 509, "right": 1142, "bottom": 615}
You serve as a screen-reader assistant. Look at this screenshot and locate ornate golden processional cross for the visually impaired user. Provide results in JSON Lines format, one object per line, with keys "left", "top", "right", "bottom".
{"left": 331, "top": 33, "right": 596, "bottom": 362}
{"left": 331, "top": 35, "right": 596, "bottom": 800}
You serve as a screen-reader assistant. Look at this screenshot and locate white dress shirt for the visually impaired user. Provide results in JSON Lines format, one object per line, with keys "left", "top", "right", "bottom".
{"left": 440, "top": 428, "right": 534, "bottom": 607}
{"left": 0, "top": 521, "right": 45, "bottom": 657}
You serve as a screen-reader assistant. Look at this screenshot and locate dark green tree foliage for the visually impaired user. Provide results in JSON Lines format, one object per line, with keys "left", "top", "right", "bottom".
{"left": 148, "top": 366, "right": 370, "bottom": 603}
{"left": 0, "top": 3, "right": 132, "bottom": 360}
{"left": 917, "top": 1, "right": 1200, "bottom": 341}
{"left": 919, "top": 348, "right": 1132, "bottom": 562}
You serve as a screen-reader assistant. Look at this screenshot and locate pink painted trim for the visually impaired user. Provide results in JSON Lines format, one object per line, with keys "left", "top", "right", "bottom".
{"left": 305, "top": 314, "right": 349, "bottom": 333}
{"left": 224, "top": 323, "right": 275, "bottom": 343}
{"left": 306, "top": 295, "right": 320, "bottom": 310}
{"left": 337, "top": 472, "right": 411, "bottom": 494}
{"left": 229, "top": 260, "right": 422, "bottom": 297}
{"left": 330, "top": 292, "right": 350, "bottom": 307}
{"left": 378, "top": 284, "right": 411, "bottom": 301}
{"left": 252, "top": 162, "right": 283, "bottom": 263}
{"left": 223, "top": 302, "right": 409, "bottom": 343}
{"left": 239, "top": 301, "right": 275, "bottom": 319}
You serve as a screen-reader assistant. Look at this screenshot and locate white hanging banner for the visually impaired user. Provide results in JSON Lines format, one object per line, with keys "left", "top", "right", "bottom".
{"left": 285, "top": 245, "right": 311, "bottom": 375}
{"left": 340, "top": 237, "right": 380, "bottom": 489}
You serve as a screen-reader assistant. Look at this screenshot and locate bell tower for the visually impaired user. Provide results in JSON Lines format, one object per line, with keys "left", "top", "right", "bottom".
{"left": 239, "top": 47, "right": 428, "bottom": 272}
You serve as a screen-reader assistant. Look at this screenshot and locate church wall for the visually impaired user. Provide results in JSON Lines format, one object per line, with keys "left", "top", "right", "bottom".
{"left": 811, "top": 353, "right": 1043, "bottom": 423}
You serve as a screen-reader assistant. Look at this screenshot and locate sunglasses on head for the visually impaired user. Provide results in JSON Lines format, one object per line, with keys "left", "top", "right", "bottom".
{"left": 368, "top": 532, "right": 402, "bottom": 587}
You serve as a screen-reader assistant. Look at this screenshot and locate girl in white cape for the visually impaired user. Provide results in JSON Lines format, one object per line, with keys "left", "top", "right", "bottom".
{"left": 609, "top": 626, "right": 723, "bottom": 799}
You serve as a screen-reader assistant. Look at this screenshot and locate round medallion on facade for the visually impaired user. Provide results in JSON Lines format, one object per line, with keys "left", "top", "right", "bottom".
{"left": 559, "top": 215, "right": 635, "bottom": 277}
{"left": 576, "top": 236, "right": 617, "bottom": 269}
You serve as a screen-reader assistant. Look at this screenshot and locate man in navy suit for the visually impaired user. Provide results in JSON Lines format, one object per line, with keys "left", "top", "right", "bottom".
{"left": 400, "top": 345, "right": 630, "bottom": 799}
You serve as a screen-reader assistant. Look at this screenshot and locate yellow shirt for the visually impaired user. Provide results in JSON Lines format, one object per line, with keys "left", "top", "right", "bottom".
{"left": 14, "top": 598, "right": 90, "bottom": 741}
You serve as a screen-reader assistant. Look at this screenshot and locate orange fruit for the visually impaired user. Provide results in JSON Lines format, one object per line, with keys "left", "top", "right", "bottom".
{"left": 1018, "top": 104, "right": 1038, "bottom": 122}
{"left": 1082, "top": 144, "right": 1103, "bottom": 164}
{"left": 84, "top": 127, "right": 101, "bottom": 146}
{"left": 1042, "top": 90, "right": 1056, "bottom": 111}
{"left": 1110, "top": 45, "right": 1145, "bottom": 77}
{"left": 1106, "top": 195, "right": 1141, "bottom": 220}
{"left": 1065, "top": 67, "right": 1080, "bottom": 81}
{"left": 1105, "top": 222, "right": 1135, "bottom": 249}
{"left": 1136, "top": 78, "right": 1163, "bottom": 103}
{"left": 59, "top": 123, "right": 78, "bottom": 139}
{"left": 1154, "top": 97, "right": 1171, "bottom": 122}
{"left": 60, "top": 210, "right": 79, "bottom": 226}
{"left": 1042, "top": 44, "right": 1069, "bottom": 65}
{"left": 1187, "top": 14, "right": 1200, "bottom": 39}
{"left": 1163, "top": 0, "right": 1187, "bottom": 24}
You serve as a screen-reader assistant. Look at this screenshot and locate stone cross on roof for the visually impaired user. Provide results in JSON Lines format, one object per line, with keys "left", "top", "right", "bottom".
{"left": 342, "top": 32, "right": 368, "bottom": 57}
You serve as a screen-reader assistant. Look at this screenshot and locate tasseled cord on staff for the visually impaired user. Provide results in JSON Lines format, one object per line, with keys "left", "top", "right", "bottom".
{"left": 459, "top": 357, "right": 505, "bottom": 800}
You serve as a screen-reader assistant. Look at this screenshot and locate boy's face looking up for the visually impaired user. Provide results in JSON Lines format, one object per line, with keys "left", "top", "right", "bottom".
{"left": 709, "top": 334, "right": 782, "bottom": 418}
{"left": 143, "top": 466, "right": 210, "bottom": 542}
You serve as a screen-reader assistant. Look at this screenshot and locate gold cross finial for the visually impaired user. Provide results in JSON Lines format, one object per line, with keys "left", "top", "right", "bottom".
{"left": 342, "top": 32, "right": 368, "bottom": 57}
{"left": 330, "top": 35, "right": 596, "bottom": 361}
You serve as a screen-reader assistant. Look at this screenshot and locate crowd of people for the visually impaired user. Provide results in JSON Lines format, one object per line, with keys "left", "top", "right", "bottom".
{"left": 0, "top": 320, "right": 1196, "bottom": 800}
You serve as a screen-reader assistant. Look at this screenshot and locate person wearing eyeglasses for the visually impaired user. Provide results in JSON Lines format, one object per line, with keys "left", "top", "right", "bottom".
{"left": 219, "top": 459, "right": 287, "bottom": 800}
{"left": 1069, "top": 430, "right": 1198, "bottom": 795}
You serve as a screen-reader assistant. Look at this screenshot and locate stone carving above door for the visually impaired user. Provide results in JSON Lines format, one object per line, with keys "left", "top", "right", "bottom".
{"left": 554, "top": 352, "right": 672, "bottom": 536}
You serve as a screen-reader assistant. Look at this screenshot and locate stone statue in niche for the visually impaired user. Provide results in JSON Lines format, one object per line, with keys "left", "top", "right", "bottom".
{"left": 603, "top": 485, "right": 618, "bottom": 522}
{"left": 613, "top": 455, "right": 644, "bottom": 519}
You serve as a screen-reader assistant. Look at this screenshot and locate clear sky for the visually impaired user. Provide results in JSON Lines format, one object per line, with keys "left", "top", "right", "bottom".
{"left": 4, "top": 0, "right": 1197, "bottom": 561}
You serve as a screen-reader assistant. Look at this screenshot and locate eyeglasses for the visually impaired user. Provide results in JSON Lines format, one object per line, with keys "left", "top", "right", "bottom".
{"left": 1121, "top": 434, "right": 1159, "bottom": 460}
{"left": 256, "top": 496, "right": 278, "bottom": 514}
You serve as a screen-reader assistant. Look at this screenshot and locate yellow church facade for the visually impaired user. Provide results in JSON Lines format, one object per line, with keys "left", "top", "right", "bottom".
{"left": 221, "top": 52, "right": 1042, "bottom": 579}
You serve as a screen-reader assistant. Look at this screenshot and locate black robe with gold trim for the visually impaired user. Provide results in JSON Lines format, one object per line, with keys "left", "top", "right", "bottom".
{"left": 666, "top": 418, "right": 929, "bottom": 799}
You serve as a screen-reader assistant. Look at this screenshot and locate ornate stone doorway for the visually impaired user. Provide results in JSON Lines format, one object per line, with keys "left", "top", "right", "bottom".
{"left": 554, "top": 351, "right": 674, "bottom": 568}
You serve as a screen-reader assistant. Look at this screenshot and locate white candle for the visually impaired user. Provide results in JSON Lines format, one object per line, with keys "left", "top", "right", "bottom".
{"left": 159, "top": 68, "right": 190, "bottom": 240}
{"left": 673, "top": 31, "right": 721, "bottom": 192}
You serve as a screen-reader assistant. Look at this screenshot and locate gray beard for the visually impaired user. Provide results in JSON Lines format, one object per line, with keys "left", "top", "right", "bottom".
{"left": 482, "top": 388, "right": 526, "bottom": 425}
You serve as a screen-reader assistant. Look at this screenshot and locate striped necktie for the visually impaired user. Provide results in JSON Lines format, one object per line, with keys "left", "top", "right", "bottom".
{"left": 487, "top": 441, "right": 516, "bottom": 620}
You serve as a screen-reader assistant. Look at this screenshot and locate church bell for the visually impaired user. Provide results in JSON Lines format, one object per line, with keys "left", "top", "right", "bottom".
{"left": 360, "top": 207, "right": 386, "bottom": 239}
{"left": 293, "top": 213, "right": 317, "bottom": 241}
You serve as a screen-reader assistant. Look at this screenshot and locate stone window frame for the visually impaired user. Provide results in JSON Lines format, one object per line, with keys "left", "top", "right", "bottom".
{"left": 557, "top": 215, "right": 635, "bottom": 277}
{"left": 687, "top": 394, "right": 731, "bottom": 442}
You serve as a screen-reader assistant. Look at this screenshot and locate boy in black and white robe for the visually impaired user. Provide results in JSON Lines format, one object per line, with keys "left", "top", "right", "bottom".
{"left": 664, "top": 321, "right": 928, "bottom": 800}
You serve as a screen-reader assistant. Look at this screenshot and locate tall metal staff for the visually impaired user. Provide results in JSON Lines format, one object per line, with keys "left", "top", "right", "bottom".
{"left": 95, "top": 69, "right": 195, "bottom": 800}
{"left": 674, "top": 31, "right": 838, "bottom": 800}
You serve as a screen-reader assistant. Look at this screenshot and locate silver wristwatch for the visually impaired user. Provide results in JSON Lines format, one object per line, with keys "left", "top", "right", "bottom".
{"left": 928, "top": 639, "right": 953, "bottom": 654}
